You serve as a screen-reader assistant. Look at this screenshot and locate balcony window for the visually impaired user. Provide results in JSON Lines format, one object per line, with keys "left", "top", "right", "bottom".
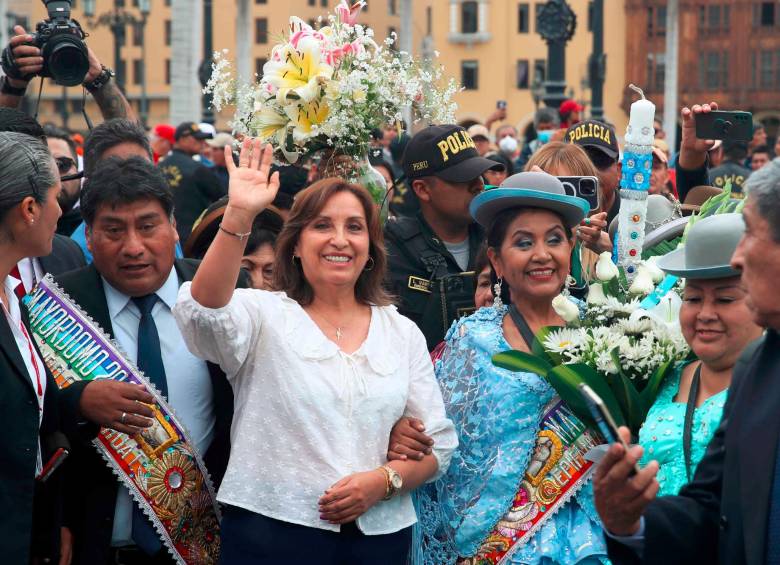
{"left": 516, "top": 59, "right": 529, "bottom": 89}
{"left": 461, "top": 1, "right": 478, "bottom": 34}
{"left": 461, "top": 60, "right": 479, "bottom": 90}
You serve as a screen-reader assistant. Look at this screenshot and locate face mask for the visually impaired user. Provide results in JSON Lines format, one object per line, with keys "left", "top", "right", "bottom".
{"left": 498, "top": 136, "right": 518, "bottom": 155}
{"left": 537, "top": 130, "right": 554, "bottom": 144}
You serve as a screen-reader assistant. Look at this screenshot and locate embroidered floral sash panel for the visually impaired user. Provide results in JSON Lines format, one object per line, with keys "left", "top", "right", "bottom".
{"left": 462, "top": 398, "right": 600, "bottom": 565}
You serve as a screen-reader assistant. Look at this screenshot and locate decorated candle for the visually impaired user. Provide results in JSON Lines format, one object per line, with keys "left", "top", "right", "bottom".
{"left": 624, "top": 85, "right": 656, "bottom": 149}
{"left": 617, "top": 84, "right": 656, "bottom": 281}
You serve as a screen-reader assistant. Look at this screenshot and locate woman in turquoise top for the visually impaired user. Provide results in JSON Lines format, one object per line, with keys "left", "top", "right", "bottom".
{"left": 410, "top": 172, "right": 609, "bottom": 565}
{"left": 639, "top": 213, "right": 763, "bottom": 495}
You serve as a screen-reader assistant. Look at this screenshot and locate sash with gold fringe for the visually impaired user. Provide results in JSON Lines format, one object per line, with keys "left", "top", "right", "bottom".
{"left": 23, "top": 275, "right": 220, "bottom": 565}
{"left": 461, "top": 398, "right": 600, "bottom": 564}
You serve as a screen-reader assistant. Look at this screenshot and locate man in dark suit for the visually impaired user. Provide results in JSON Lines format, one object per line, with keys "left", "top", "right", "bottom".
{"left": 594, "top": 162, "right": 780, "bottom": 565}
{"left": 60, "top": 155, "right": 243, "bottom": 564}
{"left": 0, "top": 107, "right": 87, "bottom": 286}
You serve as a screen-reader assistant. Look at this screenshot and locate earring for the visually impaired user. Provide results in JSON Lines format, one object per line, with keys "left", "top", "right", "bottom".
{"left": 291, "top": 254, "right": 299, "bottom": 265}
{"left": 364, "top": 256, "right": 375, "bottom": 271}
{"left": 492, "top": 277, "right": 504, "bottom": 310}
{"left": 561, "top": 274, "right": 576, "bottom": 297}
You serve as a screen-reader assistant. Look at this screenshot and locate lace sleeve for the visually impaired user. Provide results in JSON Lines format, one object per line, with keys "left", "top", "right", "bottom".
{"left": 172, "top": 282, "right": 264, "bottom": 378}
{"left": 403, "top": 323, "right": 458, "bottom": 481}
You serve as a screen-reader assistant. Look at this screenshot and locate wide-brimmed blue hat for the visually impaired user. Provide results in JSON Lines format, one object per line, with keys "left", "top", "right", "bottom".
{"left": 470, "top": 171, "right": 590, "bottom": 229}
{"left": 656, "top": 213, "right": 745, "bottom": 279}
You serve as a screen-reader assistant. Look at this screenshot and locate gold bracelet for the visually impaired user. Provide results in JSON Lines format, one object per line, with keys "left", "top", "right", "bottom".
{"left": 377, "top": 466, "right": 392, "bottom": 499}
{"left": 218, "top": 223, "right": 251, "bottom": 242}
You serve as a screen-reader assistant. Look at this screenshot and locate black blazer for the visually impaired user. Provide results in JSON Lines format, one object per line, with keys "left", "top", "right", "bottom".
{"left": 56, "top": 259, "right": 246, "bottom": 564}
{"left": 607, "top": 335, "right": 772, "bottom": 565}
{"left": 0, "top": 290, "right": 88, "bottom": 563}
{"left": 39, "top": 234, "right": 87, "bottom": 276}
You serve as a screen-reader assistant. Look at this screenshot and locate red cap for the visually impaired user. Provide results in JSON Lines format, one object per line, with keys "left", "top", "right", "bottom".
{"left": 559, "top": 99, "right": 584, "bottom": 115}
{"left": 153, "top": 124, "right": 175, "bottom": 145}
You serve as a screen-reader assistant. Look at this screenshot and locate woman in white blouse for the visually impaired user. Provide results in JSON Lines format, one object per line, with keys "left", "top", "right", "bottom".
{"left": 173, "top": 139, "right": 457, "bottom": 564}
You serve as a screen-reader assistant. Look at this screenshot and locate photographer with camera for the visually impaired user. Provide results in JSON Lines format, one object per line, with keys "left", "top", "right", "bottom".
{"left": 1, "top": 1, "right": 134, "bottom": 121}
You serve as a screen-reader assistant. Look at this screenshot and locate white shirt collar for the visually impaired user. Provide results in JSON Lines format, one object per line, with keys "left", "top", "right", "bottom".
{"left": 2, "top": 274, "right": 21, "bottom": 319}
{"left": 103, "top": 265, "right": 179, "bottom": 318}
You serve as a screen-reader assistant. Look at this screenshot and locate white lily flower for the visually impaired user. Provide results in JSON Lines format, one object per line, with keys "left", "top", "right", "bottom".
{"left": 586, "top": 282, "right": 608, "bottom": 305}
{"left": 632, "top": 292, "right": 683, "bottom": 332}
{"left": 595, "top": 251, "right": 620, "bottom": 282}
{"left": 552, "top": 295, "right": 581, "bottom": 323}
{"left": 628, "top": 269, "right": 655, "bottom": 295}
{"left": 263, "top": 39, "right": 334, "bottom": 105}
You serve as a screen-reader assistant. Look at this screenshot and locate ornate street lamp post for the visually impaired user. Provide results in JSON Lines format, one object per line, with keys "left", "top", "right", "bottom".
{"left": 198, "top": 0, "right": 214, "bottom": 124}
{"left": 535, "top": 0, "right": 576, "bottom": 110}
{"left": 588, "top": 0, "right": 606, "bottom": 120}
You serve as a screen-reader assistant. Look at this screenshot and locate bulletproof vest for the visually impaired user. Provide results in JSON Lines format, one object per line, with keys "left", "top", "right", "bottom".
{"left": 387, "top": 218, "right": 477, "bottom": 350}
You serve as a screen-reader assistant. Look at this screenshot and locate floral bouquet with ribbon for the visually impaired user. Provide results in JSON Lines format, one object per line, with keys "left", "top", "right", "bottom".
{"left": 493, "top": 251, "right": 690, "bottom": 438}
{"left": 205, "top": 0, "right": 458, "bottom": 213}
{"left": 492, "top": 186, "right": 745, "bottom": 437}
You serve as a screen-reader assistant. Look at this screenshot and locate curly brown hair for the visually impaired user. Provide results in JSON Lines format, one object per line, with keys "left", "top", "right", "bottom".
{"left": 273, "top": 177, "right": 392, "bottom": 306}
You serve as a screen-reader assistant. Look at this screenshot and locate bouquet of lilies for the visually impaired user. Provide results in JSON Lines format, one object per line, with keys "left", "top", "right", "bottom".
{"left": 493, "top": 252, "right": 690, "bottom": 437}
{"left": 205, "top": 0, "right": 458, "bottom": 163}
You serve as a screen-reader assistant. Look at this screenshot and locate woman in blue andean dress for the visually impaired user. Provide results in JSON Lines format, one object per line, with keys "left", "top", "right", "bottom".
{"left": 413, "top": 172, "right": 609, "bottom": 565}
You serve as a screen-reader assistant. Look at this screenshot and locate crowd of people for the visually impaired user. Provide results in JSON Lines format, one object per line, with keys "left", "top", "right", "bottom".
{"left": 3, "top": 22, "right": 780, "bottom": 565}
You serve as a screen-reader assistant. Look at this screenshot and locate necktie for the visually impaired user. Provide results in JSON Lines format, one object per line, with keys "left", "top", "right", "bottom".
{"left": 131, "top": 294, "right": 168, "bottom": 397}
{"left": 130, "top": 294, "right": 167, "bottom": 555}
{"left": 9, "top": 264, "right": 26, "bottom": 300}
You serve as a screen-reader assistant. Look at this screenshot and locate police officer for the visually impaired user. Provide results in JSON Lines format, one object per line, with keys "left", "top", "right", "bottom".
{"left": 385, "top": 124, "right": 504, "bottom": 350}
{"left": 565, "top": 119, "right": 621, "bottom": 224}
{"left": 158, "top": 122, "right": 226, "bottom": 242}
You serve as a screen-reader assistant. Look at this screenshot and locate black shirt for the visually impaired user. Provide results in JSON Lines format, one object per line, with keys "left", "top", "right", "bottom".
{"left": 384, "top": 213, "right": 484, "bottom": 350}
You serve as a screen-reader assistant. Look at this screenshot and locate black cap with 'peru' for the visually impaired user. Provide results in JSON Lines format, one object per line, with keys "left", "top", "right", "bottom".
{"left": 402, "top": 125, "right": 504, "bottom": 183}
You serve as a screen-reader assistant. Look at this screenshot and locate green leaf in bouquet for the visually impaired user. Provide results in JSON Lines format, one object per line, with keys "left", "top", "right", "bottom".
{"left": 492, "top": 350, "right": 553, "bottom": 377}
{"left": 617, "top": 268, "right": 630, "bottom": 291}
{"left": 531, "top": 325, "right": 564, "bottom": 365}
{"left": 642, "top": 236, "right": 682, "bottom": 260}
{"left": 608, "top": 348, "right": 644, "bottom": 433}
{"left": 605, "top": 276, "right": 621, "bottom": 298}
{"left": 639, "top": 359, "right": 674, "bottom": 414}
{"left": 548, "top": 363, "right": 627, "bottom": 429}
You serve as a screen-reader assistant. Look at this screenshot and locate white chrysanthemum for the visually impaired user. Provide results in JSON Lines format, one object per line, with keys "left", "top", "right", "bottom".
{"left": 543, "top": 328, "right": 584, "bottom": 353}
{"left": 604, "top": 296, "right": 641, "bottom": 316}
{"left": 615, "top": 318, "right": 654, "bottom": 337}
{"left": 596, "top": 351, "right": 619, "bottom": 375}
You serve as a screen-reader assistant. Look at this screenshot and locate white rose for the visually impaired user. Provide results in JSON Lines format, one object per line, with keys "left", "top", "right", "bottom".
{"left": 595, "top": 251, "right": 620, "bottom": 282}
{"left": 552, "top": 295, "right": 581, "bottom": 323}
{"left": 642, "top": 256, "right": 665, "bottom": 283}
{"left": 586, "top": 282, "right": 608, "bottom": 305}
{"left": 628, "top": 269, "right": 655, "bottom": 295}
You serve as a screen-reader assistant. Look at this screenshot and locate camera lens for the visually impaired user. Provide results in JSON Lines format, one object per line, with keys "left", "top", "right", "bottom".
{"left": 44, "top": 35, "right": 89, "bottom": 86}
{"left": 580, "top": 179, "right": 597, "bottom": 196}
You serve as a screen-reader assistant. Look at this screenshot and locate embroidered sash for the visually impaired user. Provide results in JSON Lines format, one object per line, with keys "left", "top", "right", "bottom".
{"left": 23, "top": 276, "right": 220, "bottom": 565}
{"left": 462, "top": 398, "right": 600, "bottom": 565}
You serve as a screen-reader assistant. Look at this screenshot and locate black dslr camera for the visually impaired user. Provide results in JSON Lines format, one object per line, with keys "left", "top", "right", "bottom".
{"left": 2, "top": 0, "right": 89, "bottom": 86}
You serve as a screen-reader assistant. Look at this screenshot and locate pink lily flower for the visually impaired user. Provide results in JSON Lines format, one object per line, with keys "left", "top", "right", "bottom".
{"left": 335, "top": 0, "right": 365, "bottom": 26}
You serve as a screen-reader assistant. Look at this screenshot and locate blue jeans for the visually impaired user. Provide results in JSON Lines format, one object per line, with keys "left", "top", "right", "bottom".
{"left": 219, "top": 505, "right": 412, "bottom": 564}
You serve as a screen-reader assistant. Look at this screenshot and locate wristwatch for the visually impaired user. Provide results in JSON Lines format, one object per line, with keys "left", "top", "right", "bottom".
{"left": 84, "top": 65, "right": 115, "bottom": 92}
{"left": 379, "top": 465, "right": 403, "bottom": 500}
